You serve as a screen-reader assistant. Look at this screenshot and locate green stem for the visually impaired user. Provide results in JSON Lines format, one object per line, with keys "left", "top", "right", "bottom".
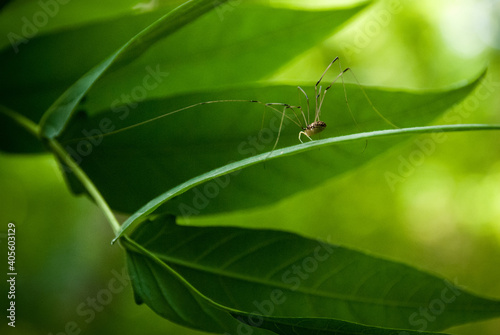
{"left": 1, "top": 104, "right": 121, "bottom": 236}
{"left": 48, "top": 139, "right": 121, "bottom": 236}
{"left": 0, "top": 104, "right": 40, "bottom": 137}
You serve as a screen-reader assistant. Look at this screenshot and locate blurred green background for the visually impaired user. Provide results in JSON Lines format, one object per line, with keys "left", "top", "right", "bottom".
{"left": 1, "top": 0, "right": 500, "bottom": 334}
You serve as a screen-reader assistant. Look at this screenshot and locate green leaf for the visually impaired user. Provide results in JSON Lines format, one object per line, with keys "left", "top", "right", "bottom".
{"left": 79, "top": 2, "right": 370, "bottom": 111}
{"left": 113, "top": 123, "right": 500, "bottom": 243}
{"left": 126, "top": 232, "right": 451, "bottom": 335}
{"left": 0, "top": 10, "right": 169, "bottom": 128}
{"left": 38, "top": 0, "right": 233, "bottom": 139}
{"left": 61, "top": 72, "right": 486, "bottom": 218}
{"left": 127, "top": 237, "right": 444, "bottom": 335}
{"left": 123, "top": 215, "right": 500, "bottom": 332}
{"left": 0, "top": 0, "right": 163, "bottom": 49}
{"left": 232, "top": 314, "right": 451, "bottom": 335}
{"left": 126, "top": 247, "right": 250, "bottom": 334}
{"left": 0, "top": 2, "right": 367, "bottom": 151}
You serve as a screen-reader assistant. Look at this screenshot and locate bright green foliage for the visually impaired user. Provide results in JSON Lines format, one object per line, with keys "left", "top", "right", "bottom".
{"left": 124, "top": 215, "right": 500, "bottom": 334}
{"left": 60, "top": 77, "right": 485, "bottom": 216}
{"left": 1, "top": 1, "right": 500, "bottom": 335}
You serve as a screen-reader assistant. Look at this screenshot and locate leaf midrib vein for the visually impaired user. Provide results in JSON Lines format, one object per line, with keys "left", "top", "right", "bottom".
{"left": 155, "top": 251, "right": 428, "bottom": 309}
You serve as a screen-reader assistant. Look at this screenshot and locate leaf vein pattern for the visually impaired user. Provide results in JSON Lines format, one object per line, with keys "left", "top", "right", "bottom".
{"left": 263, "top": 245, "right": 318, "bottom": 280}
{"left": 380, "top": 274, "right": 406, "bottom": 300}
{"left": 155, "top": 252, "right": 429, "bottom": 308}
{"left": 163, "top": 228, "right": 207, "bottom": 254}
{"left": 351, "top": 271, "right": 380, "bottom": 296}
{"left": 219, "top": 235, "right": 292, "bottom": 271}
{"left": 146, "top": 258, "right": 193, "bottom": 324}
{"left": 194, "top": 231, "right": 246, "bottom": 263}
{"left": 142, "top": 222, "right": 170, "bottom": 247}
{"left": 311, "top": 258, "right": 358, "bottom": 291}
{"left": 185, "top": 282, "right": 228, "bottom": 330}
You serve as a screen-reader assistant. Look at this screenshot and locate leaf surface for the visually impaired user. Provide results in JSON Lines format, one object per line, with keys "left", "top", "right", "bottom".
{"left": 38, "top": 0, "right": 235, "bottom": 139}
{"left": 0, "top": 2, "right": 367, "bottom": 151}
{"left": 124, "top": 215, "right": 500, "bottom": 332}
{"left": 61, "top": 73, "right": 485, "bottom": 216}
{"left": 232, "top": 314, "right": 451, "bottom": 335}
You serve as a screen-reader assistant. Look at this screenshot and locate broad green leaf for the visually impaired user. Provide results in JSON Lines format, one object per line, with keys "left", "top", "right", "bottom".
{"left": 0, "top": 0, "right": 173, "bottom": 50}
{"left": 126, "top": 236, "right": 274, "bottom": 335}
{"left": 114, "top": 123, "right": 500, "bottom": 242}
{"left": 125, "top": 225, "right": 451, "bottom": 335}
{"left": 0, "top": 8, "right": 168, "bottom": 153}
{"left": 38, "top": 0, "right": 234, "bottom": 139}
{"left": 0, "top": 2, "right": 368, "bottom": 151}
{"left": 0, "top": 10, "right": 168, "bottom": 123}
{"left": 125, "top": 237, "right": 448, "bottom": 335}
{"left": 80, "top": 3, "right": 370, "bottom": 112}
{"left": 124, "top": 215, "right": 500, "bottom": 332}
{"left": 232, "top": 314, "right": 451, "bottom": 335}
{"left": 60, "top": 72, "right": 486, "bottom": 217}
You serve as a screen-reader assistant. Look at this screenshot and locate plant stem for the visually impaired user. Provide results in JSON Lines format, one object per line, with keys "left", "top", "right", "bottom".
{"left": 0, "top": 104, "right": 40, "bottom": 137}
{"left": 48, "top": 139, "right": 121, "bottom": 236}
{"left": 1, "top": 104, "right": 121, "bottom": 237}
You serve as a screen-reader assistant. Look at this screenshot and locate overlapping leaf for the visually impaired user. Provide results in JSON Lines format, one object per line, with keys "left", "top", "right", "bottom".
{"left": 60, "top": 73, "right": 485, "bottom": 215}
{"left": 0, "top": 1, "right": 368, "bottom": 151}
{"left": 124, "top": 215, "right": 500, "bottom": 333}
{"left": 233, "top": 314, "right": 451, "bottom": 335}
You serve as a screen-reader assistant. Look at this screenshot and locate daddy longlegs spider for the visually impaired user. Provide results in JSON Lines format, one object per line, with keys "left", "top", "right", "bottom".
{"left": 66, "top": 57, "right": 397, "bottom": 153}
{"left": 264, "top": 56, "right": 398, "bottom": 152}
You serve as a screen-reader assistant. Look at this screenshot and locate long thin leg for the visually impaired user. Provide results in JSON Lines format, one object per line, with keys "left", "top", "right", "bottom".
{"left": 315, "top": 56, "right": 340, "bottom": 122}
{"left": 316, "top": 56, "right": 340, "bottom": 88}
{"left": 317, "top": 63, "right": 367, "bottom": 143}
{"left": 271, "top": 106, "right": 288, "bottom": 153}
{"left": 345, "top": 69, "right": 399, "bottom": 129}
{"left": 317, "top": 57, "right": 398, "bottom": 129}
{"left": 298, "top": 131, "right": 313, "bottom": 143}
{"left": 266, "top": 102, "right": 304, "bottom": 130}
{"left": 264, "top": 102, "right": 312, "bottom": 154}
{"left": 318, "top": 66, "right": 352, "bottom": 125}
{"left": 64, "top": 99, "right": 302, "bottom": 145}
{"left": 297, "top": 86, "right": 310, "bottom": 126}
